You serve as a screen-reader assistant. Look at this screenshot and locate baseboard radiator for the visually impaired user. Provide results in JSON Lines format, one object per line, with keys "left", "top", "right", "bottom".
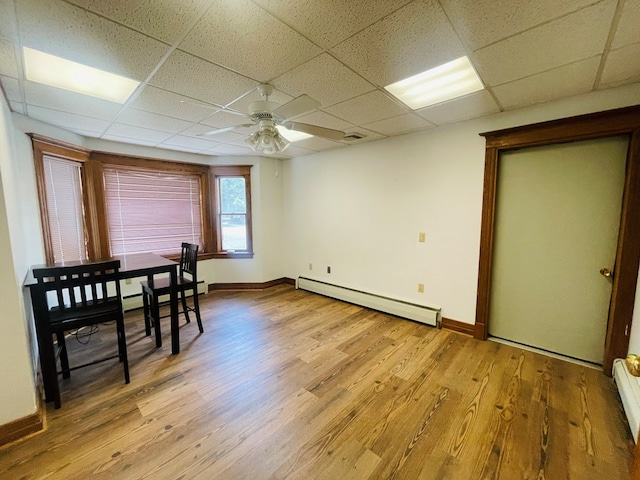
{"left": 297, "top": 276, "right": 441, "bottom": 327}
{"left": 613, "top": 358, "right": 640, "bottom": 442}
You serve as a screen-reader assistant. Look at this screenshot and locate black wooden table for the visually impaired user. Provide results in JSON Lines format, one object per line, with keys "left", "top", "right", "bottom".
{"left": 26, "top": 253, "right": 180, "bottom": 405}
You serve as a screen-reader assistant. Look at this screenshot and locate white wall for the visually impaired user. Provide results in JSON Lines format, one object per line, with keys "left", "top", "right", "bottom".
{"left": 0, "top": 96, "right": 37, "bottom": 424}
{"left": 282, "top": 83, "right": 640, "bottom": 326}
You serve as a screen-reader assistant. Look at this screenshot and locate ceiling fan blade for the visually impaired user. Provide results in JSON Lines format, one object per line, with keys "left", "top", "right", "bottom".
{"left": 284, "top": 121, "right": 346, "bottom": 141}
{"left": 273, "top": 94, "right": 321, "bottom": 120}
{"left": 198, "top": 124, "right": 252, "bottom": 136}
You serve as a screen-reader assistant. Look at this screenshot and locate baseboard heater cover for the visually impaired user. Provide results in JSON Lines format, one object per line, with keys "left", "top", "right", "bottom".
{"left": 297, "top": 276, "right": 441, "bottom": 327}
{"left": 613, "top": 358, "right": 640, "bottom": 443}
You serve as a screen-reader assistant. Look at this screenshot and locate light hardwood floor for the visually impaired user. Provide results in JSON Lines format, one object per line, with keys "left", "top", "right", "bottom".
{"left": 1, "top": 285, "right": 634, "bottom": 479}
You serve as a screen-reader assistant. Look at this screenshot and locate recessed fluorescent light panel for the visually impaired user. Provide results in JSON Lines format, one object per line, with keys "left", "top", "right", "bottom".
{"left": 276, "top": 125, "right": 313, "bottom": 142}
{"left": 23, "top": 47, "right": 140, "bottom": 104}
{"left": 385, "top": 56, "right": 484, "bottom": 110}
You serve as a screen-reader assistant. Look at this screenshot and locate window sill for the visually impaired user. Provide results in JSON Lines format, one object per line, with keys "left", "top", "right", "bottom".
{"left": 210, "top": 252, "right": 254, "bottom": 259}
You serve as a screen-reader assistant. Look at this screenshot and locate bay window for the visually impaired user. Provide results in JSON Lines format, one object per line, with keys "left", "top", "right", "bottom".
{"left": 32, "top": 135, "right": 253, "bottom": 262}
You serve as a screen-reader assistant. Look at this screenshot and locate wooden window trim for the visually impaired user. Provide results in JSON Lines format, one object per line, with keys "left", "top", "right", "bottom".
{"left": 210, "top": 165, "right": 254, "bottom": 259}
{"left": 30, "top": 137, "right": 255, "bottom": 262}
{"left": 30, "top": 135, "right": 93, "bottom": 264}
{"left": 475, "top": 105, "right": 640, "bottom": 375}
{"left": 90, "top": 152, "right": 212, "bottom": 257}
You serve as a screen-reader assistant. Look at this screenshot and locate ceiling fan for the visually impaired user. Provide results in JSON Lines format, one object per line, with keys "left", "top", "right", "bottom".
{"left": 199, "top": 84, "right": 362, "bottom": 154}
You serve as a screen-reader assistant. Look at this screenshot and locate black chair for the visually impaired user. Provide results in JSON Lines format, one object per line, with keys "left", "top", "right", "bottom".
{"left": 141, "top": 243, "right": 204, "bottom": 347}
{"left": 32, "top": 260, "right": 129, "bottom": 409}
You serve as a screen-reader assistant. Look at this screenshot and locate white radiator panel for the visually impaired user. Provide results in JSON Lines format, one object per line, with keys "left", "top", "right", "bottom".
{"left": 297, "top": 276, "right": 441, "bottom": 327}
{"left": 613, "top": 358, "right": 640, "bottom": 443}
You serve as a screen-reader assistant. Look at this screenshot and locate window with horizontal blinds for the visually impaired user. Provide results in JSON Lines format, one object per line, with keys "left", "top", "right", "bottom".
{"left": 43, "top": 155, "right": 88, "bottom": 262}
{"left": 103, "top": 166, "right": 203, "bottom": 256}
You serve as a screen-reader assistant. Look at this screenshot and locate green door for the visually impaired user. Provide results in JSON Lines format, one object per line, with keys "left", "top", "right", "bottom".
{"left": 489, "top": 136, "right": 628, "bottom": 364}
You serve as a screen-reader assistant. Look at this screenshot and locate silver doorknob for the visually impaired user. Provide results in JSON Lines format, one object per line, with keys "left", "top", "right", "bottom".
{"left": 600, "top": 267, "right": 613, "bottom": 278}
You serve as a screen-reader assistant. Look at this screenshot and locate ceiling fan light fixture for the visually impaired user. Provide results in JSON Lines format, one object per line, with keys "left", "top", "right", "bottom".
{"left": 384, "top": 56, "right": 484, "bottom": 110}
{"left": 245, "top": 128, "right": 289, "bottom": 154}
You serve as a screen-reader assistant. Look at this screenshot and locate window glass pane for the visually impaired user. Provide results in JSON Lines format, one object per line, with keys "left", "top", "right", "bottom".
{"left": 103, "top": 167, "right": 203, "bottom": 256}
{"left": 221, "top": 214, "right": 247, "bottom": 250}
{"left": 220, "top": 177, "right": 246, "bottom": 213}
{"left": 43, "top": 156, "right": 87, "bottom": 262}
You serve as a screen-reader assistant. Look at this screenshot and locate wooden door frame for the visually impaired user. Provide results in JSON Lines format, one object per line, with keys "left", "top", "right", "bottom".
{"left": 474, "top": 105, "right": 640, "bottom": 374}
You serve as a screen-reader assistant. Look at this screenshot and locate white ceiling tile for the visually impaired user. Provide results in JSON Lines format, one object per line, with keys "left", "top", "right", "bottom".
{"left": 0, "top": 0, "right": 18, "bottom": 41}
{"left": 474, "top": 2, "right": 616, "bottom": 87}
{"left": 293, "top": 137, "right": 343, "bottom": 151}
{"left": 27, "top": 105, "right": 110, "bottom": 134}
{"left": 180, "top": 124, "right": 246, "bottom": 141}
{"left": 324, "top": 90, "right": 408, "bottom": 126}
{"left": 600, "top": 43, "right": 640, "bottom": 88}
{"left": 493, "top": 57, "right": 601, "bottom": 110}
{"left": 160, "top": 134, "right": 221, "bottom": 150}
{"left": 64, "top": 0, "right": 213, "bottom": 44}
{"left": 292, "top": 111, "right": 355, "bottom": 131}
{"left": 331, "top": 1, "right": 466, "bottom": 87}
{"left": 227, "top": 87, "right": 293, "bottom": 115}
{"left": 24, "top": 81, "right": 122, "bottom": 120}
{"left": 612, "top": 0, "right": 640, "bottom": 49}
{"left": 9, "top": 101, "right": 25, "bottom": 114}
{"left": 16, "top": 0, "right": 170, "bottom": 81}
{"left": 439, "top": 0, "right": 597, "bottom": 50}
{"left": 200, "top": 110, "right": 253, "bottom": 129}
{"left": 252, "top": 0, "right": 411, "bottom": 49}
{"left": 157, "top": 143, "right": 205, "bottom": 154}
{"left": 179, "top": 0, "right": 321, "bottom": 82}
{"left": 416, "top": 90, "right": 500, "bottom": 125}
{"left": 101, "top": 134, "right": 160, "bottom": 147}
{"left": 273, "top": 53, "right": 375, "bottom": 108}
{"left": 1, "top": 75, "right": 21, "bottom": 102}
{"left": 129, "top": 86, "right": 214, "bottom": 123}
{"left": 150, "top": 50, "right": 257, "bottom": 106}
{"left": 0, "top": 39, "right": 18, "bottom": 77}
{"left": 104, "top": 123, "right": 173, "bottom": 143}
{"left": 116, "top": 108, "right": 193, "bottom": 134}
{"left": 207, "top": 144, "right": 255, "bottom": 156}
{"left": 276, "top": 144, "right": 316, "bottom": 158}
{"left": 363, "top": 113, "right": 434, "bottom": 136}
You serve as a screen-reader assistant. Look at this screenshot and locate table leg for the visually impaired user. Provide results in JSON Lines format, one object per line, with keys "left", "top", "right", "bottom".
{"left": 170, "top": 266, "right": 180, "bottom": 354}
{"left": 30, "top": 287, "right": 57, "bottom": 405}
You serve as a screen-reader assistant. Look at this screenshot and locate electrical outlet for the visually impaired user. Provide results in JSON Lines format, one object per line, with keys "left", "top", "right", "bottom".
{"left": 308, "top": 263, "right": 313, "bottom": 270}
{"left": 327, "top": 266, "right": 331, "bottom": 274}
{"left": 417, "top": 283, "right": 424, "bottom": 293}
{"left": 419, "top": 232, "right": 426, "bottom": 243}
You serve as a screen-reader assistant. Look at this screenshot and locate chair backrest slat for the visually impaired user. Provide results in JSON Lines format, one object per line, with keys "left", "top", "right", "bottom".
{"left": 180, "top": 242, "right": 198, "bottom": 280}
{"left": 33, "top": 260, "right": 122, "bottom": 313}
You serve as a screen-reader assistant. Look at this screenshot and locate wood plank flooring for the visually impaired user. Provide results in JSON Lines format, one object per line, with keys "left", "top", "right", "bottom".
{"left": 0, "top": 285, "right": 634, "bottom": 479}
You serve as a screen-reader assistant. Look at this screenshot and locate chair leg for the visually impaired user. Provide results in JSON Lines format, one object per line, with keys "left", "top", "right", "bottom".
{"left": 142, "top": 289, "right": 151, "bottom": 336}
{"left": 192, "top": 285, "right": 204, "bottom": 334}
{"left": 180, "top": 288, "right": 191, "bottom": 324}
{"left": 152, "top": 293, "right": 162, "bottom": 348}
{"left": 116, "top": 317, "right": 130, "bottom": 384}
{"left": 56, "top": 332, "right": 71, "bottom": 379}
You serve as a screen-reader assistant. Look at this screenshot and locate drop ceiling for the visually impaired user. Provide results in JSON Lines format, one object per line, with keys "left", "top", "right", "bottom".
{"left": 0, "top": 0, "right": 638, "bottom": 158}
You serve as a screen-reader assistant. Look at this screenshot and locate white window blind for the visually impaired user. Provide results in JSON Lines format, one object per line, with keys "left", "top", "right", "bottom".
{"left": 103, "top": 167, "right": 203, "bottom": 256}
{"left": 43, "top": 155, "right": 87, "bottom": 262}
